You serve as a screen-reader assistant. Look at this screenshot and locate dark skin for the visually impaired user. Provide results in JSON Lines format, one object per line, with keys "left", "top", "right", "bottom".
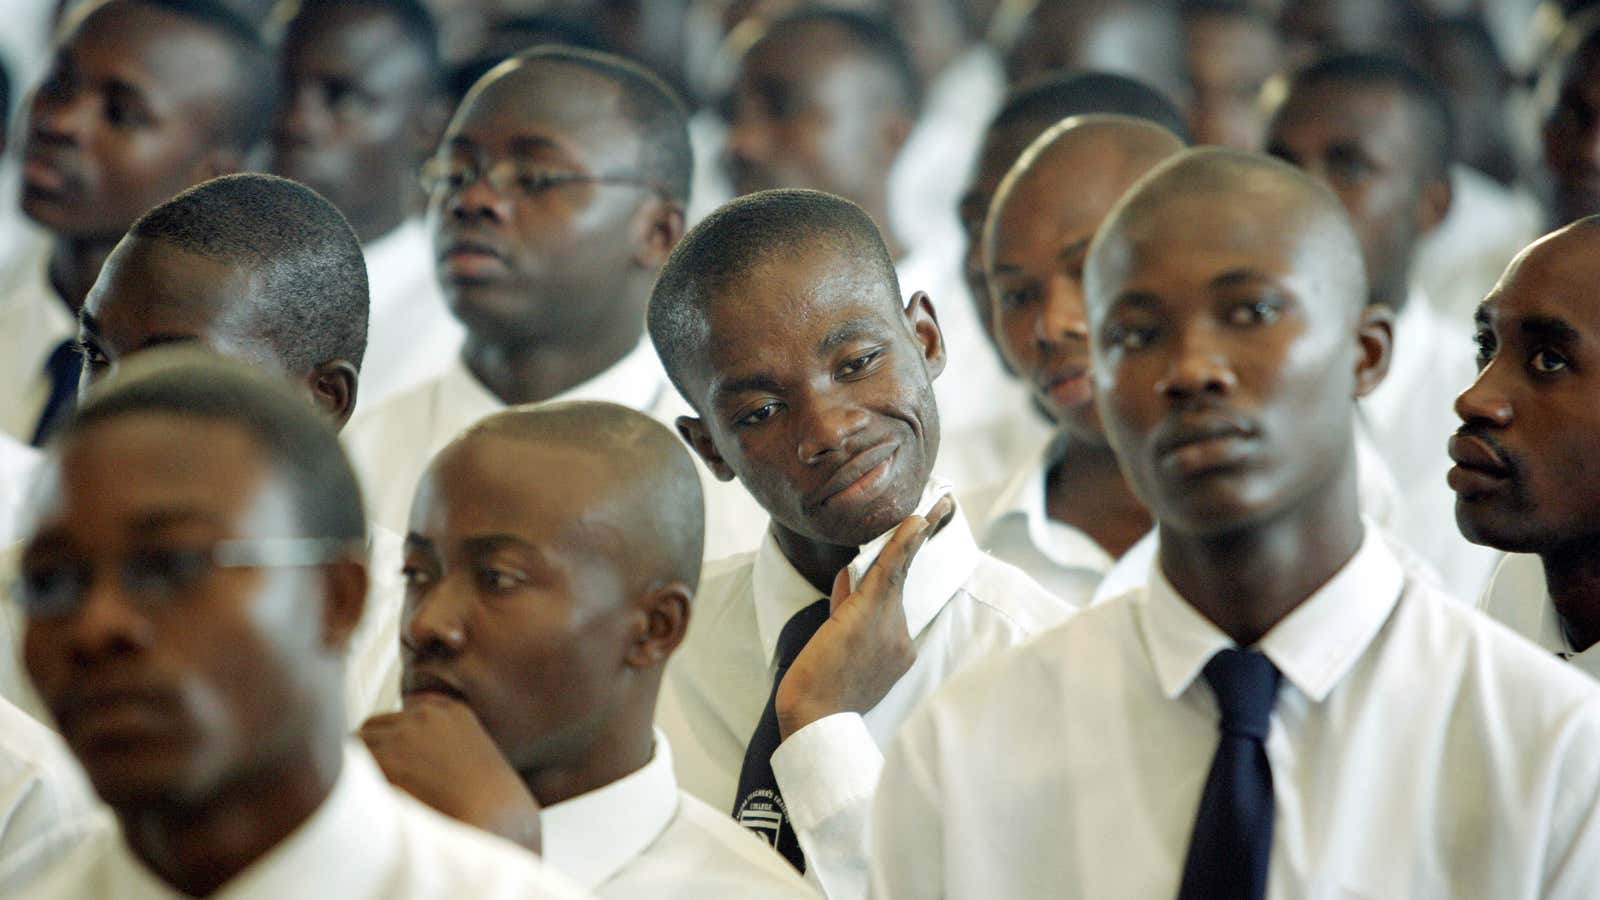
{"left": 1267, "top": 79, "right": 1452, "bottom": 312}
{"left": 76, "top": 235, "right": 361, "bottom": 429}
{"left": 431, "top": 59, "right": 684, "bottom": 406}
{"left": 21, "top": 414, "right": 366, "bottom": 896}
{"left": 1006, "top": 0, "right": 1190, "bottom": 111}
{"left": 20, "top": 2, "right": 246, "bottom": 314}
{"left": 984, "top": 119, "right": 1180, "bottom": 558}
{"left": 675, "top": 238, "right": 954, "bottom": 736}
{"left": 1182, "top": 8, "right": 1281, "bottom": 151}
{"left": 1086, "top": 153, "right": 1393, "bottom": 646}
{"left": 724, "top": 19, "right": 914, "bottom": 259}
{"left": 1277, "top": 0, "right": 1417, "bottom": 70}
{"left": 271, "top": 3, "right": 446, "bottom": 244}
{"left": 1543, "top": 42, "right": 1600, "bottom": 228}
{"left": 1451, "top": 222, "right": 1600, "bottom": 651}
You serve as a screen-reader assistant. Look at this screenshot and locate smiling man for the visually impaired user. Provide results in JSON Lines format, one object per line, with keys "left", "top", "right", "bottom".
{"left": 11, "top": 354, "right": 583, "bottom": 899}
{"left": 869, "top": 149, "right": 1600, "bottom": 899}
{"left": 648, "top": 188, "right": 1070, "bottom": 897}
{"left": 1452, "top": 217, "right": 1600, "bottom": 677}
{"left": 0, "top": 0, "right": 273, "bottom": 446}
{"left": 357, "top": 402, "right": 815, "bottom": 897}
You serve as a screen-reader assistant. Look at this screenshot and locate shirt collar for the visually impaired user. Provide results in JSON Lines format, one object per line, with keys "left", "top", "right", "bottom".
{"left": 439, "top": 338, "right": 669, "bottom": 422}
{"left": 1140, "top": 522, "right": 1403, "bottom": 703}
{"left": 109, "top": 742, "right": 402, "bottom": 899}
{"left": 983, "top": 447, "right": 1116, "bottom": 576}
{"left": 540, "top": 729, "right": 679, "bottom": 891}
{"left": 751, "top": 477, "right": 980, "bottom": 667}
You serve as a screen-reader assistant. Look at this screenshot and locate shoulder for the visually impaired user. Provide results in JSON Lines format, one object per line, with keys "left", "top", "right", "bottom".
{"left": 0, "top": 696, "right": 97, "bottom": 837}
{"left": 953, "top": 550, "right": 1082, "bottom": 635}
{"left": 648, "top": 791, "right": 815, "bottom": 898}
{"left": 388, "top": 789, "right": 586, "bottom": 898}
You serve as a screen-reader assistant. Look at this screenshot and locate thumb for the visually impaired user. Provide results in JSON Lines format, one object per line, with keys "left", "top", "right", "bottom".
{"left": 829, "top": 566, "right": 852, "bottom": 615}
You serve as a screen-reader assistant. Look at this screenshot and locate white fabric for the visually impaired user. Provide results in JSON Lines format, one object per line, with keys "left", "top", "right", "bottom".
{"left": 10, "top": 742, "right": 587, "bottom": 899}
{"left": 871, "top": 525, "right": 1600, "bottom": 899}
{"left": 0, "top": 433, "right": 39, "bottom": 546}
{"left": 1414, "top": 165, "right": 1541, "bottom": 325}
{"left": 355, "top": 219, "right": 464, "bottom": 414}
{"left": 0, "top": 237, "right": 74, "bottom": 443}
{"left": 541, "top": 730, "right": 814, "bottom": 898}
{"left": 686, "top": 109, "right": 734, "bottom": 228}
{"left": 1361, "top": 290, "right": 1502, "bottom": 598}
{"left": 0, "top": 693, "right": 99, "bottom": 887}
{"left": 1478, "top": 551, "right": 1600, "bottom": 680}
{"left": 657, "top": 478, "right": 1074, "bottom": 898}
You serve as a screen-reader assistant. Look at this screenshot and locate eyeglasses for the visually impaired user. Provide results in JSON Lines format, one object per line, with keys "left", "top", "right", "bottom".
{"left": 13, "top": 537, "right": 361, "bottom": 619}
{"left": 419, "top": 155, "right": 662, "bottom": 200}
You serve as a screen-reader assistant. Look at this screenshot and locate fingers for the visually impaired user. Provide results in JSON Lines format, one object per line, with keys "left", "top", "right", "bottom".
{"left": 865, "top": 494, "right": 955, "bottom": 597}
{"left": 829, "top": 567, "right": 852, "bottom": 614}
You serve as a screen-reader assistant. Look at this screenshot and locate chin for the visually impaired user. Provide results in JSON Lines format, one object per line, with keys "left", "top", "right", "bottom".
{"left": 1454, "top": 501, "right": 1545, "bottom": 553}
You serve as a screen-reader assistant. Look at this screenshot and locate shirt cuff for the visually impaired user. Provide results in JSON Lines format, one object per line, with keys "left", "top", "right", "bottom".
{"left": 770, "top": 711, "right": 883, "bottom": 831}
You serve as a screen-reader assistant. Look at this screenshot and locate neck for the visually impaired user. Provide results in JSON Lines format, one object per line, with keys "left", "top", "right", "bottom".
{"left": 1542, "top": 541, "right": 1600, "bottom": 653}
{"left": 1157, "top": 453, "right": 1365, "bottom": 647}
{"left": 48, "top": 236, "right": 119, "bottom": 315}
{"left": 1043, "top": 431, "right": 1151, "bottom": 559}
{"left": 773, "top": 521, "right": 860, "bottom": 595}
{"left": 117, "top": 738, "right": 342, "bottom": 897}
{"left": 460, "top": 322, "right": 640, "bottom": 407}
{"left": 523, "top": 703, "right": 657, "bottom": 809}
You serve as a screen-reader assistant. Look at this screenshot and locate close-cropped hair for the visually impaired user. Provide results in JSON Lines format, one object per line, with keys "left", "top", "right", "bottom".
{"left": 1288, "top": 52, "right": 1456, "bottom": 182}
{"left": 997, "top": 70, "right": 1192, "bottom": 143}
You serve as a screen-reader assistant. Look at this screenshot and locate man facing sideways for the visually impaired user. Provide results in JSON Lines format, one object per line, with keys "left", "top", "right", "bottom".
{"left": 870, "top": 149, "right": 1600, "bottom": 899}
{"left": 11, "top": 353, "right": 584, "bottom": 898}
{"left": 358, "top": 401, "right": 815, "bottom": 897}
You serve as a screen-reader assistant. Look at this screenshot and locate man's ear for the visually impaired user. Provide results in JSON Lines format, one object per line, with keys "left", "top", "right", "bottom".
{"left": 625, "top": 582, "right": 692, "bottom": 668}
{"left": 1354, "top": 304, "right": 1394, "bottom": 399}
{"left": 319, "top": 557, "right": 369, "bottom": 653}
{"left": 677, "top": 415, "right": 737, "bottom": 482}
{"left": 906, "top": 290, "right": 947, "bottom": 380}
{"left": 630, "top": 193, "right": 687, "bottom": 268}
{"left": 1414, "top": 171, "right": 1454, "bottom": 236}
{"left": 307, "top": 361, "right": 360, "bottom": 429}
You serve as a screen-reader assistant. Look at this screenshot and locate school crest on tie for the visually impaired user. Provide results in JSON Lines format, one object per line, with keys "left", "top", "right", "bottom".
{"left": 735, "top": 788, "right": 790, "bottom": 847}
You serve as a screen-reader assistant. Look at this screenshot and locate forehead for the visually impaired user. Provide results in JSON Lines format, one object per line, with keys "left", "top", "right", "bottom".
{"left": 742, "top": 21, "right": 868, "bottom": 90}
{"left": 63, "top": 4, "right": 238, "bottom": 105}
{"left": 994, "top": 141, "right": 1149, "bottom": 250}
{"left": 285, "top": 4, "right": 427, "bottom": 84}
{"left": 421, "top": 436, "right": 611, "bottom": 544}
{"left": 87, "top": 239, "right": 256, "bottom": 339}
{"left": 1487, "top": 235, "right": 1600, "bottom": 335}
{"left": 1274, "top": 80, "right": 1418, "bottom": 152}
{"left": 450, "top": 61, "right": 638, "bottom": 167}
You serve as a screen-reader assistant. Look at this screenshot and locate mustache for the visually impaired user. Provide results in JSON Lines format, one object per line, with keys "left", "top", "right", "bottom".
{"left": 1453, "top": 423, "right": 1523, "bottom": 479}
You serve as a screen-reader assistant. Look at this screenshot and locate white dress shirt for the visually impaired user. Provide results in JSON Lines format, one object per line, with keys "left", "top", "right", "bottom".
{"left": 355, "top": 219, "right": 465, "bottom": 414}
{"left": 1414, "top": 164, "right": 1541, "bottom": 325}
{"left": 10, "top": 742, "right": 587, "bottom": 899}
{"left": 0, "top": 694, "right": 99, "bottom": 887}
{"left": 0, "top": 432, "right": 40, "bottom": 546}
{"left": 541, "top": 729, "right": 815, "bottom": 898}
{"left": 871, "top": 525, "right": 1600, "bottom": 899}
{"left": 657, "top": 479, "right": 1075, "bottom": 897}
{"left": 1478, "top": 551, "right": 1600, "bottom": 679}
{"left": 1361, "top": 290, "right": 1502, "bottom": 599}
{"left": 0, "top": 237, "right": 74, "bottom": 444}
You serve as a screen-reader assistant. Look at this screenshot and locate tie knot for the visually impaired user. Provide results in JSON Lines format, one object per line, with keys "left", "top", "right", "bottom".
{"left": 774, "top": 598, "right": 830, "bottom": 669}
{"left": 1202, "top": 648, "right": 1280, "bottom": 740}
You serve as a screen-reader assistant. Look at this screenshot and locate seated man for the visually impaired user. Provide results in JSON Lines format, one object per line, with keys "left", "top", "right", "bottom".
{"left": 358, "top": 401, "right": 816, "bottom": 897}
{"left": 11, "top": 353, "right": 582, "bottom": 898}
{"left": 869, "top": 149, "right": 1600, "bottom": 899}
{"left": 972, "top": 115, "right": 1181, "bottom": 601}
{"left": 1453, "top": 217, "right": 1600, "bottom": 676}
{"left": 648, "top": 189, "right": 1072, "bottom": 896}
{"left": 0, "top": 693, "right": 98, "bottom": 884}
{"left": 0, "top": 0, "right": 272, "bottom": 444}
{"left": 65, "top": 173, "right": 401, "bottom": 723}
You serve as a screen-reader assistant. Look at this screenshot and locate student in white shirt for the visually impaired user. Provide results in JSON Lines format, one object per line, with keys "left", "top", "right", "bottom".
{"left": 1179, "top": 0, "right": 1281, "bottom": 151}
{"left": 1265, "top": 53, "right": 1501, "bottom": 599}
{"left": 0, "top": 693, "right": 99, "bottom": 886}
{"left": 268, "top": 0, "right": 464, "bottom": 411}
{"left": 870, "top": 148, "right": 1600, "bottom": 900}
{"left": 970, "top": 116, "right": 1180, "bottom": 603}
{"left": 0, "top": 0, "right": 272, "bottom": 445}
{"left": 10, "top": 354, "right": 584, "bottom": 899}
{"left": 356, "top": 402, "right": 814, "bottom": 898}
{"left": 1004, "top": 0, "right": 1188, "bottom": 107}
{"left": 647, "top": 189, "right": 1073, "bottom": 897}
{"left": 69, "top": 174, "right": 404, "bottom": 725}
{"left": 1452, "top": 217, "right": 1600, "bottom": 677}
{"left": 0, "top": 433, "right": 40, "bottom": 546}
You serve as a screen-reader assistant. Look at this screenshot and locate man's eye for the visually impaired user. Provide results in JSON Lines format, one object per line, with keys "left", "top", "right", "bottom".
{"left": 16, "top": 565, "right": 86, "bottom": 617}
{"left": 1226, "top": 299, "right": 1282, "bottom": 327}
{"left": 400, "top": 565, "right": 433, "bottom": 590}
{"left": 474, "top": 567, "right": 525, "bottom": 593}
{"left": 1106, "top": 323, "right": 1157, "bottom": 351}
{"left": 1000, "top": 286, "right": 1036, "bottom": 311}
{"left": 737, "top": 401, "right": 781, "bottom": 427}
{"left": 1473, "top": 330, "right": 1496, "bottom": 370}
{"left": 839, "top": 349, "right": 883, "bottom": 377}
{"left": 1531, "top": 348, "right": 1570, "bottom": 375}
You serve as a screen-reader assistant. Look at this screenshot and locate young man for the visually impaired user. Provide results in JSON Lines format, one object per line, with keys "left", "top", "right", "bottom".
{"left": 0, "top": 691, "right": 97, "bottom": 885}
{"left": 1180, "top": 0, "right": 1282, "bottom": 151}
{"left": 358, "top": 401, "right": 815, "bottom": 897}
{"left": 1005, "top": 0, "right": 1188, "bottom": 109}
{"left": 648, "top": 189, "right": 1071, "bottom": 896}
{"left": 0, "top": 0, "right": 273, "bottom": 445}
{"left": 723, "top": 8, "right": 1017, "bottom": 486}
{"left": 972, "top": 116, "right": 1181, "bottom": 602}
{"left": 1452, "top": 217, "right": 1600, "bottom": 676}
{"left": 869, "top": 148, "right": 1600, "bottom": 899}
{"left": 63, "top": 174, "right": 402, "bottom": 724}
{"left": 270, "top": 0, "right": 463, "bottom": 409}
{"left": 1542, "top": 10, "right": 1600, "bottom": 229}
{"left": 11, "top": 354, "right": 583, "bottom": 898}
{"left": 1, "top": 434, "right": 40, "bottom": 546}
{"left": 1266, "top": 53, "right": 1500, "bottom": 598}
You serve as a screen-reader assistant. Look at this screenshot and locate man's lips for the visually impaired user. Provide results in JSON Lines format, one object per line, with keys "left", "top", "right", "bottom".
{"left": 1447, "top": 432, "right": 1513, "bottom": 496}
{"left": 1038, "top": 365, "right": 1091, "bottom": 408}
{"left": 402, "top": 669, "right": 469, "bottom": 703}
{"left": 438, "top": 237, "right": 510, "bottom": 281}
{"left": 53, "top": 687, "right": 181, "bottom": 746}
{"left": 20, "top": 147, "right": 74, "bottom": 194}
{"left": 814, "top": 442, "right": 898, "bottom": 508}
{"left": 1153, "top": 414, "right": 1256, "bottom": 476}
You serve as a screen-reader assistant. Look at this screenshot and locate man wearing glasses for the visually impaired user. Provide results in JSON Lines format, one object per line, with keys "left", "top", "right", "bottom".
{"left": 10, "top": 353, "right": 585, "bottom": 898}
{"left": 344, "top": 45, "right": 708, "bottom": 538}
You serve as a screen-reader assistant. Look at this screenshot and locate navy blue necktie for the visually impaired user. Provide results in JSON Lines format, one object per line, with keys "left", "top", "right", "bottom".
{"left": 733, "top": 597, "right": 830, "bottom": 873}
{"left": 1177, "top": 648, "right": 1282, "bottom": 900}
{"left": 30, "top": 339, "right": 82, "bottom": 447}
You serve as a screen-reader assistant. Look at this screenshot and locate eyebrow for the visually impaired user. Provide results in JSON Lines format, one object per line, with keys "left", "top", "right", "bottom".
{"left": 1519, "top": 314, "right": 1582, "bottom": 345}
{"left": 1057, "top": 237, "right": 1093, "bottom": 263}
{"left": 1209, "top": 268, "right": 1277, "bottom": 291}
{"left": 128, "top": 508, "right": 227, "bottom": 533}
{"left": 508, "top": 135, "right": 571, "bottom": 160}
{"left": 712, "top": 372, "right": 783, "bottom": 400}
{"left": 1474, "top": 304, "right": 1491, "bottom": 329}
{"left": 818, "top": 316, "right": 883, "bottom": 354}
{"left": 460, "top": 534, "right": 541, "bottom": 558}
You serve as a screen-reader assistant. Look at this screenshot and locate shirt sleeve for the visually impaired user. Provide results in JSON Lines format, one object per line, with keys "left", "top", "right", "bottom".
{"left": 867, "top": 714, "right": 945, "bottom": 900}
{"left": 770, "top": 712, "right": 882, "bottom": 899}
